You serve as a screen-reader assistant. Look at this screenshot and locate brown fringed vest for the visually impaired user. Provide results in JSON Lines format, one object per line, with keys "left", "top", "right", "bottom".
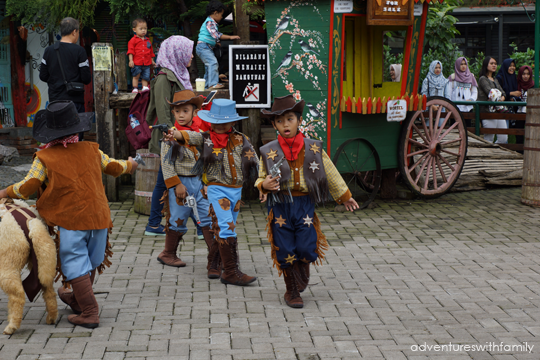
{"left": 260, "top": 138, "right": 330, "bottom": 204}
{"left": 35, "top": 142, "right": 113, "bottom": 230}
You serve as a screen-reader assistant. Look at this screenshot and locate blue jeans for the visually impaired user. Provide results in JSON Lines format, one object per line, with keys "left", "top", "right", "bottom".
{"left": 168, "top": 177, "right": 211, "bottom": 233}
{"left": 148, "top": 165, "right": 166, "bottom": 227}
{"left": 207, "top": 185, "right": 242, "bottom": 239}
{"left": 131, "top": 65, "right": 151, "bottom": 82}
{"left": 196, "top": 42, "right": 219, "bottom": 88}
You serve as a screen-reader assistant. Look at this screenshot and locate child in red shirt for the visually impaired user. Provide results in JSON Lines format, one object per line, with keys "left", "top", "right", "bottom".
{"left": 127, "top": 19, "right": 155, "bottom": 93}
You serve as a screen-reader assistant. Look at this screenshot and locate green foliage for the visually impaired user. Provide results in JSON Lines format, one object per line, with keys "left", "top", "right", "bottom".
{"left": 7, "top": 0, "right": 99, "bottom": 29}
{"left": 107, "top": 0, "right": 152, "bottom": 23}
{"left": 242, "top": 2, "right": 265, "bottom": 22}
{"left": 424, "top": 0, "right": 462, "bottom": 53}
{"left": 508, "top": 42, "right": 535, "bottom": 68}
{"left": 468, "top": 51, "right": 485, "bottom": 78}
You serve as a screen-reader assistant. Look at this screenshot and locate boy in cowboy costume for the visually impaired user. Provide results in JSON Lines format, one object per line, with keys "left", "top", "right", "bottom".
{"left": 158, "top": 90, "right": 221, "bottom": 279}
{"left": 168, "top": 99, "right": 259, "bottom": 286}
{"left": 0, "top": 101, "right": 138, "bottom": 328}
{"left": 256, "top": 95, "right": 359, "bottom": 308}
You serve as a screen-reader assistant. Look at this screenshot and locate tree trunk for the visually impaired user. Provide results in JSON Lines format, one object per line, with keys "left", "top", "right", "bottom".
{"left": 176, "top": 0, "right": 198, "bottom": 81}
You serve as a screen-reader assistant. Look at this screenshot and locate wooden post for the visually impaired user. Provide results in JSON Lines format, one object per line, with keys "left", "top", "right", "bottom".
{"left": 116, "top": 52, "right": 132, "bottom": 184}
{"left": 92, "top": 43, "right": 119, "bottom": 201}
{"left": 521, "top": 88, "right": 540, "bottom": 206}
{"left": 9, "top": 20, "right": 26, "bottom": 127}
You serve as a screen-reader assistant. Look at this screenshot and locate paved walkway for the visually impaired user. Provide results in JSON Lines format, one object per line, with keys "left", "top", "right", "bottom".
{"left": 1, "top": 187, "right": 540, "bottom": 360}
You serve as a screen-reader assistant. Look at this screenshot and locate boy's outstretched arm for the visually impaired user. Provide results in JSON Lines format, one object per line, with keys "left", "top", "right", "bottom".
{"left": 0, "top": 157, "right": 47, "bottom": 199}
{"left": 100, "top": 150, "right": 138, "bottom": 177}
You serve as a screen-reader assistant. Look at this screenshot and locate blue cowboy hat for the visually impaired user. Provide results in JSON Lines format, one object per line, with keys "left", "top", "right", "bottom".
{"left": 197, "top": 99, "right": 248, "bottom": 124}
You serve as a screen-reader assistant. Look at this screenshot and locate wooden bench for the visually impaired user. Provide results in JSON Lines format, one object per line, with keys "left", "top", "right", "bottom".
{"left": 461, "top": 112, "right": 526, "bottom": 152}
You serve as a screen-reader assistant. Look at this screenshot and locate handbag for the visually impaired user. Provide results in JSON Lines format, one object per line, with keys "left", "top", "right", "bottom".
{"left": 54, "top": 44, "right": 85, "bottom": 95}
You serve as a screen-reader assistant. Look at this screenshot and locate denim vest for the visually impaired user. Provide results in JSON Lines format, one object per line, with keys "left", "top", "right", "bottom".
{"left": 198, "top": 17, "right": 217, "bottom": 46}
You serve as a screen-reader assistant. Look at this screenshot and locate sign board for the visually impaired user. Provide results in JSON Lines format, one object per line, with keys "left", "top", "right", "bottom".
{"left": 386, "top": 100, "right": 407, "bottom": 122}
{"left": 334, "top": 0, "right": 354, "bottom": 13}
{"left": 414, "top": 3, "right": 423, "bottom": 16}
{"left": 367, "top": 0, "right": 414, "bottom": 26}
{"left": 92, "top": 45, "right": 113, "bottom": 72}
{"left": 229, "top": 45, "right": 271, "bottom": 108}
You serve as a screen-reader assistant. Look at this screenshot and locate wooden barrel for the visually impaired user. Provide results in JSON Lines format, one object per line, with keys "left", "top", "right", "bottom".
{"left": 134, "top": 149, "right": 160, "bottom": 215}
{"left": 521, "top": 88, "right": 540, "bottom": 206}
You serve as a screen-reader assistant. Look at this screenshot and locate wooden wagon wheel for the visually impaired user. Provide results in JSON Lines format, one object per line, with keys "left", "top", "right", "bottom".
{"left": 332, "top": 138, "right": 381, "bottom": 209}
{"left": 398, "top": 96, "right": 468, "bottom": 198}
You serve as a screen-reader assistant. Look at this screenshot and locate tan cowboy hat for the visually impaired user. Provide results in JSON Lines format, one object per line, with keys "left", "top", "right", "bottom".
{"left": 260, "top": 94, "right": 305, "bottom": 119}
{"left": 166, "top": 90, "right": 204, "bottom": 109}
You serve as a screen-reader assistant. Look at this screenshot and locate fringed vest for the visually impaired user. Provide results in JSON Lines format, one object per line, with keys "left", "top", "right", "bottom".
{"left": 261, "top": 138, "right": 330, "bottom": 205}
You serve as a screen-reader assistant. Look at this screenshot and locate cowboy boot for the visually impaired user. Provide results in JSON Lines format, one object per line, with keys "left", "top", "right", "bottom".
{"left": 58, "top": 269, "right": 97, "bottom": 314}
{"left": 157, "top": 230, "right": 186, "bottom": 267}
{"left": 283, "top": 267, "right": 304, "bottom": 308}
{"left": 218, "top": 237, "right": 256, "bottom": 286}
{"left": 202, "top": 226, "right": 221, "bottom": 279}
{"left": 67, "top": 274, "right": 99, "bottom": 328}
{"left": 294, "top": 261, "right": 310, "bottom": 293}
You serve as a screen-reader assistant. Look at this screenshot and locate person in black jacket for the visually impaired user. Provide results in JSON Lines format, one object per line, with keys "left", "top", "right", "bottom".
{"left": 40, "top": 17, "right": 91, "bottom": 138}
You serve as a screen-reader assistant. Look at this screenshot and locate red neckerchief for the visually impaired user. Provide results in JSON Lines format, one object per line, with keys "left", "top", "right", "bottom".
{"left": 278, "top": 132, "right": 304, "bottom": 161}
{"left": 174, "top": 120, "right": 200, "bottom": 132}
{"left": 39, "top": 134, "right": 79, "bottom": 150}
{"left": 209, "top": 128, "right": 232, "bottom": 148}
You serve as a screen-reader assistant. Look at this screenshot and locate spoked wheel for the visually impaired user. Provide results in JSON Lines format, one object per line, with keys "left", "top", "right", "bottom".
{"left": 332, "top": 138, "right": 381, "bottom": 209}
{"left": 398, "top": 96, "right": 468, "bottom": 198}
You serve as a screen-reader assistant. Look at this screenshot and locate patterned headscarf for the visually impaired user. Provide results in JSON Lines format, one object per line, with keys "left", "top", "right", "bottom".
{"left": 451, "top": 57, "right": 478, "bottom": 87}
{"left": 390, "top": 64, "right": 402, "bottom": 82}
{"left": 426, "top": 60, "right": 448, "bottom": 91}
{"left": 156, "top": 36, "right": 194, "bottom": 90}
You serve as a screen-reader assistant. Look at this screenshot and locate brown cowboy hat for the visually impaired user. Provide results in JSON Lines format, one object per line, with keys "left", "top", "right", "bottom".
{"left": 166, "top": 90, "right": 204, "bottom": 109}
{"left": 260, "top": 95, "right": 305, "bottom": 119}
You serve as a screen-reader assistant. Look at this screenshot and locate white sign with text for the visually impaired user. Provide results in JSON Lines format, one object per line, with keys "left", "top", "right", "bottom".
{"left": 387, "top": 100, "right": 407, "bottom": 122}
{"left": 334, "top": 0, "right": 354, "bottom": 13}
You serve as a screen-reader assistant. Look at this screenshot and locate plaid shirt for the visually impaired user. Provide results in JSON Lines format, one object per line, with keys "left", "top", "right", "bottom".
{"left": 182, "top": 130, "right": 258, "bottom": 187}
{"left": 255, "top": 147, "right": 351, "bottom": 204}
{"left": 206, "top": 18, "right": 223, "bottom": 40}
{"left": 161, "top": 141, "right": 200, "bottom": 189}
{"left": 7, "top": 150, "right": 130, "bottom": 199}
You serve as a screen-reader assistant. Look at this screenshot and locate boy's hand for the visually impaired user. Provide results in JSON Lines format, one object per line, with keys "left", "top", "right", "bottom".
{"left": 343, "top": 197, "right": 359, "bottom": 212}
{"left": 259, "top": 191, "right": 267, "bottom": 203}
{"left": 152, "top": 60, "right": 156, "bottom": 66}
{"left": 262, "top": 175, "right": 280, "bottom": 192}
{"left": 203, "top": 185, "right": 208, "bottom": 196}
{"left": 129, "top": 60, "right": 134, "bottom": 68}
{"left": 127, "top": 157, "right": 138, "bottom": 174}
{"left": 231, "top": 35, "right": 240, "bottom": 40}
{"left": 175, "top": 183, "right": 187, "bottom": 201}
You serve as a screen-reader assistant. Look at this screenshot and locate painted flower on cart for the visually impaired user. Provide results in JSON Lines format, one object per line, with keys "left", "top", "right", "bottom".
{"left": 294, "top": 54, "right": 300, "bottom": 61}
{"left": 285, "top": 83, "right": 294, "bottom": 93}
{"left": 294, "top": 91, "right": 302, "bottom": 101}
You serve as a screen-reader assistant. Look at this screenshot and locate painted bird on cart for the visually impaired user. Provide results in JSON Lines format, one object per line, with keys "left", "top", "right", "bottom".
{"left": 306, "top": 103, "right": 322, "bottom": 119}
{"left": 276, "top": 51, "right": 293, "bottom": 73}
{"left": 298, "top": 39, "right": 319, "bottom": 56}
{"left": 273, "top": 16, "right": 291, "bottom": 37}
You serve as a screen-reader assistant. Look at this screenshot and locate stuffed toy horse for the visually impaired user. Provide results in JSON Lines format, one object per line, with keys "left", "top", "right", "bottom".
{"left": 0, "top": 198, "right": 57, "bottom": 335}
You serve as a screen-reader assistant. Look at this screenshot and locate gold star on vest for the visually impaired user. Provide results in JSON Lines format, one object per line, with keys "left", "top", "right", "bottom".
{"left": 244, "top": 149, "right": 255, "bottom": 160}
{"left": 309, "top": 161, "right": 320, "bottom": 173}
{"left": 234, "top": 134, "right": 243, "bottom": 142}
{"left": 267, "top": 149, "right": 278, "bottom": 161}
{"left": 284, "top": 254, "right": 296, "bottom": 265}
{"left": 275, "top": 214, "right": 287, "bottom": 227}
{"left": 204, "top": 138, "right": 214, "bottom": 147}
{"left": 309, "top": 143, "right": 321, "bottom": 154}
{"left": 212, "top": 148, "right": 222, "bottom": 156}
{"left": 303, "top": 214, "right": 313, "bottom": 227}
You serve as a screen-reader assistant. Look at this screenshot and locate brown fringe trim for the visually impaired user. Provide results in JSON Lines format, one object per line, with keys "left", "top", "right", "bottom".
{"left": 209, "top": 204, "right": 225, "bottom": 244}
{"left": 265, "top": 209, "right": 283, "bottom": 277}
{"left": 54, "top": 227, "right": 114, "bottom": 288}
{"left": 313, "top": 212, "right": 329, "bottom": 266}
{"left": 160, "top": 189, "right": 171, "bottom": 232}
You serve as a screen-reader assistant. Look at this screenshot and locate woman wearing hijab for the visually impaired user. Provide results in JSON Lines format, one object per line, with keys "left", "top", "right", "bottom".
{"left": 517, "top": 65, "right": 533, "bottom": 113}
{"left": 144, "top": 35, "right": 195, "bottom": 236}
{"left": 421, "top": 60, "right": 449, "bottom": 98}
{"left": 390, "top": 64, "right": 401, "bottom": 82}
{"left": 447, "top": 57, "right": 478, "bottom": 112}
{"left": 478, "top": 56, "right": 507, "bottom": 144}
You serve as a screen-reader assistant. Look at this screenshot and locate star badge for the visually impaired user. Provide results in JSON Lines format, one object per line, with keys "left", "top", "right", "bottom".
{"left": 234, "top": 134, "right": 243, "bottom": 142}
{"left": 175, "top": 218, "right": 184, "bottom": 227}
{"left": 309, "top": 143, "right": 321, "bottom": 154}
{"left": 284, "top": 254, "right": 296, "bottom": 265}
{"left": 275, "top": 215, "right": 287, "bottom": 227}
{"left": 303, "top": 215, "right": 313, "bottom": 227}
{"left": 244, "top": 149, "right": 255, "bottom": 160}
{"left": 204, "top": 138, "right": 214, "bottom": 147}
{"left": 267, "top": 149, "right": 278, "bottom": 161}
{"left": 212, "top": 148, "right": 222, "bottom": 157}
{"left": 227, "top": 222, "right": 236, "bottom": 232}
{"left": 219, "top": 198, "right": 231, "bottom": 211}
{"left": 309, "top": 161, "right": 320, "bottom": 173}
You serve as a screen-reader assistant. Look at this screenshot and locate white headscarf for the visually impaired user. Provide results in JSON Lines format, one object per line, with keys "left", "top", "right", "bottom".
{"left": 390, "top": 64, "right": 402, "bottom": 82}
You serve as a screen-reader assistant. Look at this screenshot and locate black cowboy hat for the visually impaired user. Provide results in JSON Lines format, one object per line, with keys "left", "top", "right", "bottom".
{"left": 260, "top": 94, "right": 305, "bottom": 119}
{"left": 33, "top": 101, "right": 94, "bottom": 144}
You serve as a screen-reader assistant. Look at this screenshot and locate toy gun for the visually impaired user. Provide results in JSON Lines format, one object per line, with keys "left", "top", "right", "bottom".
{"left": 269, "top": 156, "right": 285, "bottom": 179}
{"left": 150, "top": 124, "right": 169, "bottom": 133}
{"left": 268, "top": 156, "right": 293, "bottom": 206}
{"left": 133, "top": 153, "right": 146, "bottom": 166}
{"left": 184, "top": 194, "right": 200, "bottom": 224}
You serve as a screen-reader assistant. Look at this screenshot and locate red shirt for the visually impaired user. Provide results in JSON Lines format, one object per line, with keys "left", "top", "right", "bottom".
{"left": 127, "top": 35, "right": 155, "bottom": 66}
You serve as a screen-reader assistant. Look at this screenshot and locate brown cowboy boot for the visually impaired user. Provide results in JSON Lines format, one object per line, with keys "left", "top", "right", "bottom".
{"left": 202, "top": 226, "right": 221, "bottom": 279}
{"left": 294, "top": 261, "right": 310, "bottom": 293}
{"left": 157, "top": 230, "right": 186, "bottom": 267}
{"left": 283, "top": 267, "right": 304, "bottom": 308}
{"left": 67, "top": 274, "right": 100, "bottom": 328}
{"left": 218, "top": 237, "right": 256, "bottom": 286}
{"left": 58, "top": 269, "right": 97, "bottom": 314}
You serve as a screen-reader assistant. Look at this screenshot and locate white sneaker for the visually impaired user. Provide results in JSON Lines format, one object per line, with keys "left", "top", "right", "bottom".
{"left": 131, "top": 88, "right": 138, "bottom": 93}
{"left": 142, "top": 86, "right": 150, "bottom": 92}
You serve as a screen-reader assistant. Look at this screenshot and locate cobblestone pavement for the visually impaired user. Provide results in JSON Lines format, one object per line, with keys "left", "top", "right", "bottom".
{"left": 1, "top": 187, "right": 539, "bottom": 360}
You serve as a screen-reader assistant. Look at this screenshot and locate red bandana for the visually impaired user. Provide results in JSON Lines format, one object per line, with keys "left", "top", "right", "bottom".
{"left": 209, "top": 128, "right": 232, "bottom": 148}
{"left": 174, "top": 120, "right": 200, "bottom": 132}
{"left": 278, "top": 132, "right": 304, "bottom": 161}
{"left": 39, "top": 134, "right": 79, "bottom": 150}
